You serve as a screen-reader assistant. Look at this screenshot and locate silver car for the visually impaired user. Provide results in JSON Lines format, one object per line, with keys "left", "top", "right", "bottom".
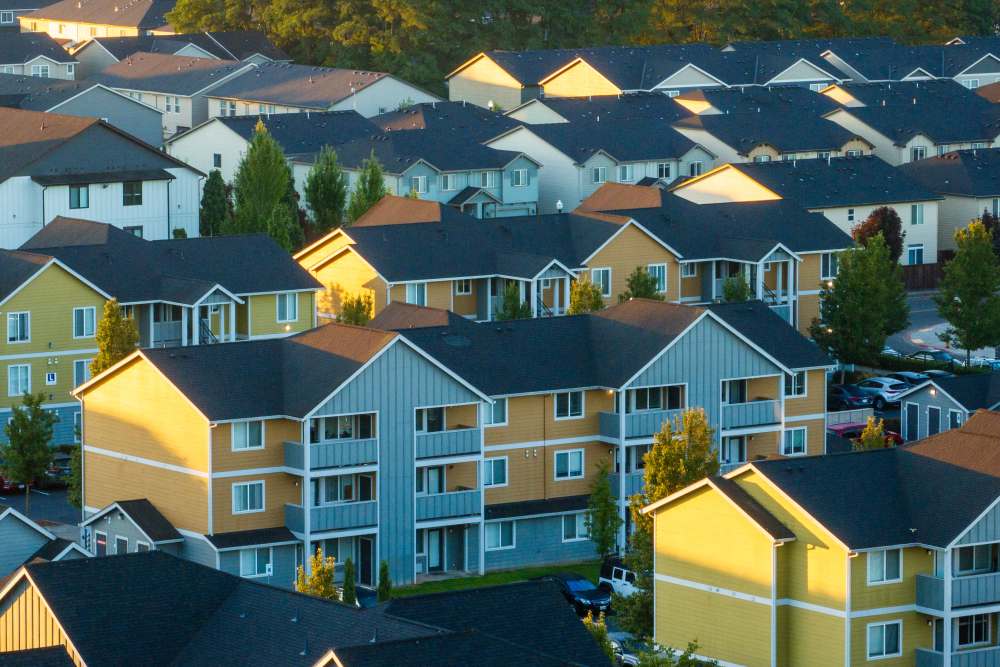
{"left": 855, "top": 377, "right": 909, "bottom": 410}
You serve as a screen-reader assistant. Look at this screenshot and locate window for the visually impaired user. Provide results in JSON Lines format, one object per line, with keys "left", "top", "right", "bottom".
{"left": 478, "top": 171, "right": 497, "bottom": 188}
{"left": 907, "top": 244, "right": 924, "bottom": 265}
{"left": 410, "top": 175, "right": 427, "bottom": 194}
{"left": 994, "top": 197, "right": 1000, "bottom": 218}
{"left": 440, "top": 173, "right": 458, "bottom": 191}
{"left": 123, "top": 226, "right": 143, "bottom": 238}
{"left": 958, "top": 614, "right": 991, "bottom": 647}
{"left": 782, "top": 428, "right": 806, "bottom": 456}
{"left": 867, "top": 548, "right": 902, "bottom": 584}
{"left": 647, "top": 264, "right": 667, "bottom": 293}
{"left": 910, "top": 146, "right": 927, "bottom": 161}
{"left": 819, "top": 151, "right": 832, "bottom": 160}
{"left": 964, "top": 79, "right": 981, "bottom": 89}
{"left": 562, "top": 513, "right": 590, "bottom": 542}
{"left": 73, "top": 306, "right": 96, "bottom": 338}
{"left": 213, "top": 153, "right": 222, "bottom": 169}
{"left": 949, "top": 410, "right": 963, "bottom": 430}
{"left": 487, "top": 397, "right": 507, "bottom": 426}
{"left": 809, "top": 82, "right": 825, "bottom": 92}
{"left": 485, "top": 521, "right": 515, "bottom": 550}
{"left": 910, "top": 203, "right": 924, "bottom": 225}
{"left": 31, "top": 64, "right": 50, "bottom": 77}
{"left": 73, "top": 411, "right": 81, "bottom": 442}
{"left": 689, "top": 162, "right": 704, "bottom": 177}
{"left": 239, "top": 547, "right": 271, "bottom": 577}
{"left": 867, "top": 621, "right": 901, "bottom": 659}
{"left": 937, "top": 145, "right": 948, "bottom": 156}
{"left": 309, "top": 414, "right": 374, "bottom": 443}
{"left": 232, "top": 480, "right": 264, "bottom": 514}
{"left": 664, "top": 89, "right": 680, "bottom": 97}
{"left": 591, "top": 268, "right": 611, "bottom": 298}
{"left": 165, "top": 96, "right": 180, "bottom": 113}
{"left": 681, "top": 263, "right": 697, "bottom": 278}
{"left": 591, "top": 167, "right": 607, "bottom": 184}
{"left": 73, "top": 359, "right": 91, "bottom": 387}
{"left": 484, "top": 457, "right": 507, "bottom": 487}
{"left": 0, "top": 66, "right": 12, "bottom": 74}
{"left": 115, "top": 536, "right": 128, "bottom": 554}
{"left": 753, "top": 154, "right": 771, "bottom": 163}
{"left": 405, "top": 282, "right": 426, "bottom": 306}
{"left": 220, "top": 100, "right": 236, "bottom": 116}
{"left": 617, "top": 164, "right": 634, "bottom": 183}
{"left": 120, "top": 180, "right": 143, "bottom": 207}
{"left": 94, "top": 531, "right": 107, "bottom": 556}
{"left": 453, "top": 279, "right": 471, "bottom": 295}
{"left": 511, "top": 169, "right": 528, "bottom": 187}
{"left": 7, "top": 312, "right": 29, "bottom": 343}
{"left": 232, "top": 420, "right": 264, "bottom": 451}
{"left": 721, "top": 379, "right": 747, "bottom": 404}
{"left": 258, "top": 103, "right": 276, "bottom": 114}
{"left": 821, "top": 252, "right": 839, "bottom": 280}
{"left": 631, "top": 386, "right": 683, "bottom": 412}
{"left": 416, "top": 465, "right": 444, "bottom": 495}
{"left": 719, "top": 436, "right": 746, "bottom": 466}
{"left": 656, "top": 162, "right": 671, "bottom": 179}
{"left": 555, "top": 449, "right": 584, "bottom": 479}
{"left": 69, "top": 184, "right": 89, "bottom": 209}
{"left": 956, "top": 544, "right": 992, "bottom": 574}
{"left": 785, "top": 371, "right": 806, "bottom": 397}
{"left": 554, "top": 391, "right": 584, "bottom": 420}
{"left": 972, "top": 142, "right": 987, "bottom": 149}
{"left": 136, "top": 541, "right": 150, "bottom": 552}
{"left": 276, "top": 292, "right": 298, "bottom": 322}
{"left": 45, "top": 371, "right": 56, "bottom": 386}
{"left": 0, "top": 10, "right": 13, "bottom": 22}
{"left": 66, "top": 64, "right": 75, "bottom": 76}
{"left": 415, "top": 407, "right": 444, "bottom": 433}
{"left": 847, "top": 208, "right": 855, "bottom": 223}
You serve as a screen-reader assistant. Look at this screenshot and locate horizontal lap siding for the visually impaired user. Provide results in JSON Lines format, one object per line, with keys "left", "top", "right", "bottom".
{"left": 784, "top": 369, "right": 826, "bottom": 417}
{"left": 212, "top": 418, "right": 299, "bottom": 473}
{"left": 851, "top": 547, "right": 931, "bottom": 611}
{"left": 542, "top": 61, "right": 621, "bottom": 98}
{"left": 485, "top": 515, "right": 596, "bottom": 569}
{"left": 312, "top": 251, "right": 385, "bottom": 317}
{"left": 0, "top": 519, "right": 48, "bottom": 577}
{"left": 584, "top": 225, "right": 680, "bottom": 305}
{"left": 779, "top": 605, "right": 844, "bottom": 667}
{"left": 249, "top": 292, "right": 314, "bottom": 337}
{"left": 448, "top": 58, "right": 524, "bottom": 110}
{"left": 212, "top": 472, "right": 300, "bottom": 534}
{"left": 850, "top": 612, "right": 929, "bottom": 666}
{"left": 218, "top": 543, "right": 298, "bottom": 589}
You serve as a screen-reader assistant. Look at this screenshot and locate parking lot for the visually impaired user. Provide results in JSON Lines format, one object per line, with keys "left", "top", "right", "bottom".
{"left": 0, "top": 488, "right": 78, "bottom": 525}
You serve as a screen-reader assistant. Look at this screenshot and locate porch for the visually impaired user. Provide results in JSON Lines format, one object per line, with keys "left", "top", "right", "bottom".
{"left": 132, "top": 288, "right": 245, "bottom": 348}
{"left": 481, "top": 265, "right": 573, "bottom": 320}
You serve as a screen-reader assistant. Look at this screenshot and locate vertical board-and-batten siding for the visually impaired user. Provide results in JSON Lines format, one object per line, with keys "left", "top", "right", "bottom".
{"left": 311, "top": 341, "right": 482, "bottom": 584}
{"left": 0, "top": 518, "right": 48, "bottom": 576}
{"left": 0, "top": 579, "right": 80, "bottom": 663}
{"left": 956, "top": 501, "right": 1000, "bottom": 546}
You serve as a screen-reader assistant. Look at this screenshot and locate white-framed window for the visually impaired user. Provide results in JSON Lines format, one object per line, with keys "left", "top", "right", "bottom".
{"left": 136, "top": 541, "right": 150, "bottom": 552}
{"left": 45, "top": 372, "right": 56, "bottom": 386}
{"left": 453, "top": 279, "right": 472, "bottom": 295}
{"left": 232, "top": 480, "right": 264, "bottom": 514}
{"left": 958, "top": 614, "right": 991, "bottom": 647}
{"left": 782, "top": 427, "right": 806, "bottom": 456}
{"left": 486, "top": 397, "right": 507, "bottom": 426}
{"left": 7, "top": 364, "right": 29, "bottom": 397}
{"left": 867, "top": 620, "right": 902, "bottom": 659}
{"left": 964, "top": 79, "right": 981, "bottom": 89}
{"left": 73, "top": 306, "right": 96, "bottom": 338}
{"left": 258, "top": 103, "right": 276, "bottom": 114}
{"left": 220, "top": 100, "right": 236, "bottom": 116}
{"left": 73, "top": 411, "right": 81, "bottom": 442}
{"left": 753, "top": 154, "right": 771, "bottom": 163}
{"left": 276, "top": 292, "right": 298, "bottom": 322}
{"left": 617, "top": 164, "right": 635, "bottom": 183}
{"left": 309, "top": 413, "right": 375, "bottom": 443}
{"left": 630, "top": 385, "right": 683, "bottom": 412}
{"left": 907, "top": 244, "right": 924, "bottom": 265}
{"left": 972, "top": 142, "right": 987, "bottom": 149}
{"left": 69, "top": 184, "right": 89, "bottom": 209}
{"left": 949, "top": 410, "right": 963, "bottom": 430}
{"left": 0, "top": 66, "right": 12, "bottom": 74}
{"left": 821, "top": 252, "right": 839, "bottom": 280}
{"left": 7, "top": 312, "right": 29, "bottom": 343}
{"left": 0, "top": 10, "right": 13, "bottom": 22}
{"left": 239, "top": 547, "right": 272, "bottom": 577}
{"left": 785, "top": 371, "right": 806, "bottom": 397}
{"left": 591, "top": 268, "right": 611, "bottom": 297}
{"left": 415, "top": 406, "right": 445, "bottom": 433}
{"left": 681, "top": 263, "right": 697, "bottom": 278}
{"left": 232, "top": 420, "right": 264, "bottom": 451}
{"left": 956, "top": 544, "right": 992, "bottom": 574}
{"left": 809, "top": 82, "right": 825, "bottom": 92}
{"left": 405, "top": 282, "right": 427, "bottom": 306}
{"left": 554, "top": 391, "right": 584, "bottom": 420}
{"left": 689, "top": 162, "right": 704, "bottom": 177}
{"left": 937, "top": 145, "right": 948, "bottom": 156}
{"left": 647, "top": 264, "right": 667, "bottom": 293}
{"left": 664, "top": 89, "right": 680, "bottom": 97}
{"left": 165, "top": 96, "right": 181, "bottom": 113}
{"left": 483, "top": 457, "right": 507, "bottom": 487}
{"left": 554, "top": 448, "right": 584, "bottom": 479}
{"left": 819, "top": 151, "right": 832, "bottom": 160}
{"left": 910, "top": 146, "right": 927, "bottom": 161}
{"left": 562, "top": 512, "right": 590, "bottom": 542}
{"left": 591, "top": 166, "right": 607, "bottom": 184}
{"left": 115, "top": 535, "right": 128, "bottom": 554}
{"left": 656, "top": 162, "right": 671, "bottom": 179}
{"left": 213, "top": 153, "right": 222, "bottom": 169}
{"left": 30, "top": 64, "right": 50, "bottom": 77}
{"left": 478, "top": 171, "right": 497, "bottom": 188}
{"left": 66, "top": 63, "right": 75, "bottom": 76}
{"left": 485, "top": 520, "right": 515, "bottom": 551}
{"left": 440, "top": 173, "right": 458, "bottom": 191}
{"left": 94, "top": 531, "right": 107, "bottom": 556}
{"left": 867, "top": 548, "right": 902, "bottom": 584}
{"left": 910, "top": 203, "right": 924, "bottom": 225}
{"left": 847, "top": 208, "right": 855, "bottom": 223}
{"left": 511, "top": 169, "right": 528, "bottom": 187}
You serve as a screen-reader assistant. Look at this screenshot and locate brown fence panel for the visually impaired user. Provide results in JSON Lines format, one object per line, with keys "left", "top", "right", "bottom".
{"left": 902, "top": 263, "right": 943, "bottom": 290}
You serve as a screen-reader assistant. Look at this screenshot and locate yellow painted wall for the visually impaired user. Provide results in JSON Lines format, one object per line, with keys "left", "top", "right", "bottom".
{"left": 783, "top": 418, "right": 826, "bottom": 457}
{"left": 249, "top": 292, "right": 314, "bottom": 337}
{"left": 312, "top": 251, "right": 386, "bottom": 317}
{"left": 800, "top": 254, "right": 824, "bottom": 289}
{"left": 748, "top": 430, "right": 781, "bottom": 461}
{"left": 799, "top": 295, "right": 821, "bottom": 335}
{"left": 445, "top": 404, "right": 479, "bottom": 429}
{"left": 778, "top": 605, "right": 845, "bottom": 667}
{"left": 484, "top": 390, "right": 613, "bottom": 446}
{"left": 542, "top": 60, "right": 622, "bottom": 98}
{"left": 672, "top": 166, "right": 782, "bottom": 205}
{"left": 212, "top": 418, "right": 300, "bottom": 473}
{"left": 851, "top": 547, "right": 931, "bottom": 610}
{"left": 0, "top": 579, "right": 81, "bottom": 664}
{"left": 448, "top": 55, "right": 524, "bottom": 110}
{"left": 849, "top": 612, "right": 930, "bottom": 666}
{"left": 446, "top": 460, "right": 478, "bottom": 491}
{"left": 452, "top": 280, "right": 480, "bottom": 317}
{"left": 484, "top": 442, "right": 611, "bottom": 504}
{"left": 212, "top": 472, "right": 301, "bottom": 533}
{"left": 584, "top": 225, "right": 680, "bottom": 304}
{"left": 748, "top": 376, "right": 780, "bottom": 401}
{"left": 784, "top": 369, "right": 826, "bottom": 417}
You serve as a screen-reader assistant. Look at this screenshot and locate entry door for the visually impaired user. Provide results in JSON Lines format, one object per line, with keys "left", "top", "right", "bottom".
{"left": 904, "top": 403, "right": 919, "bottom": 441}
{"left": 358, "top": 474, "right": 374, "bottom": 501}
{"left": 427, "top": 529, "right": 443, "bottom": 572}
{"left": 359, "top": 536, "right": 374, "bottom": 586}
{"left": 720, "top": 436, "right": 746, "bottom": 465}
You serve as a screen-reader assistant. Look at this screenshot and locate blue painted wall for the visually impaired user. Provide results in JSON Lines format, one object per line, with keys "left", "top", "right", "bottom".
{"left": 0, "top": 514, "right": 49, "bottom": 577}
{"left": 900, "top": 385, "right": 967, "bottom": 441}
{"left": 484, "top": 514, "right": 597, "bottom": 570}
{"left": 218, "top": 543, "right": 299, "bottom": 589}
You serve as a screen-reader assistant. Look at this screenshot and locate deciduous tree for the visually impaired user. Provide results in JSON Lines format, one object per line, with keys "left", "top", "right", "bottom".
{"left": 295, "top": 548, "right": 337, "bottom": 599}
{"left": 337, "top": 293, "right": 374, "bottom": 326}
{"left": 853, "top": 206, "right": 905, "bottom": 264}
{"left": 1, "top": 393, "right": 56, "bottom": 513}
{"left": 586, "top": 461, "right": 622, "bottom": 561}
{"left": 619, "top": 266, "right": 664, "bottom": 302}
{"left": 568, "top": 277, "right": 605, "bottom": 315}
{"left": 722, "top": 275, "right": 751, "bottom": 303}
{"left": 347, "top": 151, "right": 387, "bottom": 223}
{"left": 583, "top": 611, "right": 615, "bottom": 664}
{"left": 304, "top": 146, "right": 348, "bottom": 234}
{"left": 200, "top": 169, "right": 230, "bottom": 237}
{"left": 90, "top": 299, "right": 139, "bottom": 376}
{"left": 495, "top": 282, "right": 532, "bottom": 320}
{"left": 854, "top": 416, "right": 888, "bottom": 451}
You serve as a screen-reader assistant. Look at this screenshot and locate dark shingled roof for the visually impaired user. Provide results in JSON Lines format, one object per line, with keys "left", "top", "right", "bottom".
{"left": 485, "top": 494, "right": 589, "bottom": 520}
{"left": 673, "top": 111, "right": 863, "bottom": 155}
{"left": 512, "top": 119, "right": 699, "bottom": 163}
{"left": 0, "top": 249, "right": 51, "bottom": 302}
{"left": 519, "top": 92, "right": 690, "bottom": 125}
{"left": 372, "top": 101, "right": 519, "bottom": 142}
{"left": 0, "top": 74, "right": 116, "bottom": 112}
{"left": 87, "top": 31, "right": 289, "bottom": 62}
{"left": 330, "top": 127, "right": 529, "bottom": 173}
{"left": 92, "top": 51, "right": 247, "bottom": 96}
{"left": 188, "top": 110, "right": 379, "bottom": 158}
{"left": 675, "top": 85, "right": 841, "bottom": 116}
{"left": 910, "top": 374, "right": 1000, "bottom": 411}
{"left": 334, "top": 629, "right": 571, "bottom": 667}
{"left": 369, "top": 302, "right": 466, "bottom": 331}
{"left": 24, "top": 537, "right": 76, "bottom": 563}
{"left": 898, "top": 148, "right": 1000, "bottom": 197}
{"left": 830, "top": 102, "right": 1000, "bottom": 146}
{"left": 114, "top": 498, "right": 182, "bottom": 543}
{"left": 204, "top": 526, "right": 297, "bottom": 550}
{"left": 30, "top": 0, "right": 175, "bottom": 29}
{"left": 825, "top": 43, "right": 1000, "bottom": 82}
{"left": 0, "top": 647, "right": 75, "bottom": 666}
{"left": 833, "top": 79, "right": 992, "bottom": 110}
{"left": 202, "top": 30, "right": 290, "bottom": 61}
{"left": 706, "top": 301, "right": 833, "bottom": 369}
{"left": 711, "top": 477, "right": 795, "bottom": 541}
{"left": 732, "top": 156, "right": 942, "bottom": 209}
{"left": 206, "top": 62, "right": 390, "bottom": 108}
{"left": 0, "top": 32, "right": 76, "bottom": 66}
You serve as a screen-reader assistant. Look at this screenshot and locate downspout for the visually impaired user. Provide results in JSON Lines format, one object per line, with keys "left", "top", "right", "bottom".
{"left": 166, "top": 176, "right": 171, "bottom": 238}
{"left": 618, "top": 388, "right": 627, "bottom": 551}
{"left": 41, "top": 185, "right": 47, "bottom": 228}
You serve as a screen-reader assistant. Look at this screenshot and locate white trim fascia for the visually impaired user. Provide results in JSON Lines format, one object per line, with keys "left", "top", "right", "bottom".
{"left": 762, "top": 58, "right": 844, "bottom": 86}
{"left": 529, "top": 258, "right": 576, "bottom": 281}
{"left": 895, "top": 380, "right": 965, "bottom": 410}
{"left": 0, "top": 401, "right": 79, "bottom": 412}
{"left": 80, "top": 501, "right": 162, "bottom": 547}
{"left": 189, "top": 62, "right": 257, "bottom": 98}
{"left": 396, "top": 336, "right": 492, "bottom": 403}
{"left": 0, "top": 571, "right": 85, "bottom": 662}
{"left": 192, "top": 283, "right": 245, "bottom": 306}
{"left": 702, "top": 310, "right": 797, "bottom": 375}
{"left": 620, "top": 311, "right": 711, "bottom": 389}
{"left": 235, "top": 287, "right": 321, "bottom": 298}
{"left": 651, "top": 62, "right": 729, "bottom": 89}
{"left": 784, "top": 412, "right": 826, "bottom": 423}
{"left": 415, "top": 515, "right": 482, "bottom": 529}
{"left": 83, "top": 444, "right": 209, "bottom": 478}
{"left": 414, "top": 453, "right": 481, "bottom": 467}
{"left": 720, "top": 424, "right": 783, "bottom": 437}
{"left": 300, "top": 525, "right": 378, "bottom": 541}
{"left": 52, "top": 542, "right": 91, "bottom": 560}
{"left": 212, "top": 539, "right": 300, "bottom": 552}
{"left": 211, "top": 466, "right": 300, "bottom": 479}
{"left": 0, "top": 257, "right": 111, "bottom": 308}
{"left": 0, "top": 505, "right": 56, "bottom": 541}
{"left": 955, "top": 52, "right": 1000, "bottom": 77}
{"left": 308, "top": 464, "right": 378, "bottom": 479}
{"left": 949, "top": 495, "right": 1000, "bottom": 548}
{"left": 0, "top": 348, "right": 98, "bottom": 362}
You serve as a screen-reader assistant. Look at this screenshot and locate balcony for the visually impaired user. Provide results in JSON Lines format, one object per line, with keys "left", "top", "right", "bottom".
{"left": 285, "top": 500, "right": 378, "bottom": 534}
{"left": 917, "top": 572, "right": 1000, "bottom": 610}
{"left": 284, "top": 439, "right": 378, "bottom": 471}
{"left": 917, "top": 647, "right": 1000, "bottom": 667}
{"left": 415, "top": 428, "right": 480, "bottom": 459}
{"left": 721, "top": 400, "right": 781, "bottom": 430}
{"left": 600, "top": 409, "right": 684, "bottom": 439}
{"left": 416, "top": 490, "right": 481, "bottom": 522}
{"left": 609, "top": 472, "right": 645, "bottom": 498}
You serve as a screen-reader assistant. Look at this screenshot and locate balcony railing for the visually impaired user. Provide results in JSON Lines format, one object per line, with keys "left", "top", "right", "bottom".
{"left": 599, "top": 409, "right": 684, "bottom": 439}
{"left": 416, "top": 490, "right": 481, "bottom": 522}
{"left": 719, "top": 461, "right": 746, "bottom": 474}
{"left": 721, "top": 400, "right": 781, "bottom": 430}
{"left": 917, "top": 647, "right": 1000, "bottom": 667}
{"left": 917, "top": 572, "right": 1000, "bottom": 610}
{"left": 284, "top": 439, "right": 378, "bottom": 471}
{"left": 415, "top": 428, "right": 480, "bottom": 459}
{"left": 285, "top": 500, "right": 378, "bottom": 534}
{"left": 916, "top": 574, "right": 945, "bottom": 610}
{"left": 609, "top": 472, "right": 645, "bottom": 498}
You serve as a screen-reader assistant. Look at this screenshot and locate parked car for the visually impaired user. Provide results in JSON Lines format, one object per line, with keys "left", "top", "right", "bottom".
{"left": 923, "top": 369, "right": 956, "bottom": 380}
{"left": 886, "top": 371, "right": 929, "bottom": 387}
{"left": 827, "top": 422, "right": 903, "bottom": 446}
{"left": 542, "top": 572, "right": 612, "bottom": 616}
{"left": 40, "top": 454, "right": 72, "bottom": 489}
{"left": 599, "top": 558, "right": 640, "bottom": 598}
{"left": 0, "top": 476, "right": 25, "bottom": 494}
{"left": 827, "top": 384, "right": 873, "bottom": 411}
{"left": 609, "top": 635, "right": 652, "bottom": 666}
{"left": 881, "top": 346, "right": 903, "bottom": 358}
{"left": 909, "top": 349, "right": 965, "bottom": 367}
{"left": 970, "top": 357, "right": 1000, "bottom": 371}
{"left": 855, "top": 377, "right": 909, "bottom": 410}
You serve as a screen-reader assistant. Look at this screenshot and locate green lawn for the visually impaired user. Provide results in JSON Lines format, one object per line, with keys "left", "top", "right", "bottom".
{"left": 392, "top": 560, "right": 602, "bottom": 598}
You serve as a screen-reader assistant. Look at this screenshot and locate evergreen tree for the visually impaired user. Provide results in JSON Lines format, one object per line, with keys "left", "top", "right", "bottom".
{"left": 90, "top": 299, "right": 139, "bottom": 377}
{"left": 810, "top": 234, "right": 909, "bottom": 371}
{"left": 619, "top": 266, "right": 664, "bottom": 302}
{"left": 337, "top": 293, "right": 374, "bottom": 326}
{"left": 1, "top": 393, "right": 56, "bottom": 513}
{"left": 495, "top": 282, "right": 532, "bottom": 320}
{"left": 854, "top": 416, "right": 888, "bottom": 451}
{"left": 853, "top": 206, "right": 905, "bottom": 264}
{"left": 934, "top": 221, "right": 1000, "bottom": 364}
{"left": 586, "top": 461, "right": 622, "bottom": 561}
{"left": 377, "top": 561, "right": 392, "bottom": 602}
{"left": 978, "top": 209, "right": 1000, "bottom": 258}
{"left": 342, "top": 558, "right": 357, "bottom": 605}
{"left": 200, "top": 169, "right": 229, "bottom": 237}
{"left": 721, "top": 275, "right": 751, "bottom": 303}
{"left": 567, "top": 277, "right": 605, "bottom": 315}
{"left": 347, "top": 151, "right": 387, "bottom": 223}
{"left": 294, "top": 548, "right": 337, "bottom": 599}
{"left": 172, "top": 228, "right": 188, "bottom": 239}
{"left": 304, "top": 146, "right": 348, "bottom": 234}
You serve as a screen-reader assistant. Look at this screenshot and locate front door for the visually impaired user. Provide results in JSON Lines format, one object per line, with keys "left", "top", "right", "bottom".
{"left": 905, "top": 403, "right": 919, "bottom": 441}
{"left": 720, "top": 436, "right": 746, "bottom": 465}
{"left": 359, "top": 536, "right": 374, "bottom": 586}
{"left": 427, "top": 529, "right": 443, "bottom": 572}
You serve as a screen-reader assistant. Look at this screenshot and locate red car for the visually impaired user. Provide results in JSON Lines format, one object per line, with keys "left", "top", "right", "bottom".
{"left": 0, "top": 476, "right": 25, "bottom": 494}
{"left": 828, "top": 422, "right": 903, "bottom": 446}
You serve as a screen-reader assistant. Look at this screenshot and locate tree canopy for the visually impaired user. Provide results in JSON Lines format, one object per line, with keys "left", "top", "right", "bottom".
{"left": 619, "top": 266, "right": 664, "bottom": 302}
{"left": 200, "top": 169, "right": 230, "bottom": 237}
{"left": 346, "top": 151, "right": 387, "bottom": 223}
{"left": 853, "top": 206, "right": 905, "bottom": 264}
{"left": 2, "top": 392, "right": 56, "bottom": 513}
{"left": 567, "top": 277, "right": 605, "bottom": 315}
{"left": 304, "top": 145, "right": 349, "bottom": 234}
{"left": 90, "top": 299, "right": 139, "bottom": 377}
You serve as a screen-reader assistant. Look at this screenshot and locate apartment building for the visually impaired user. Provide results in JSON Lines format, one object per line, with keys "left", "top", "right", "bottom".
{"left": 0, "top": 217, "right": 319, "bottom": 445}
{"left": 896, "top": 374, "right": 1000, "bottom": 441}
{"left": 0, "top": 32, "right": 77, "bottom": 79}
{"left": 18, "top": 0, "right": 177, "bottom": 44}
{"left": 643, "top": 410, "right": 1000, "bottom": 667}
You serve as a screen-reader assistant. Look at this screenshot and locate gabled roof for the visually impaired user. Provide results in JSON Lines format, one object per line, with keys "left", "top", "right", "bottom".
{"left": 578, "top": 182, "right": 669, "bottom": 211}
{"left": 828, "top": 101, "right": 1000, "bottom": 146}
{"left": 673, "top": 110, "right": 864, "bottom": 155}
{"left": 205, "top": 62, "right": 390, "bottom": 108}
{"left": 204, "top": 526, "right": 297, "bottom": 549}
{"left": 201, "top": 30, "right": 290, "bottom": 61}
{"left": 0, "top": 74, "right": 130, "bottom": 113}
{"left": 899, "top": 374, "right": 1000, "bottom": 411}
{"left": 30, "top": 0, "right": 176, "bottom": 30}
{"left": 78, "top": 31, "right": 288, "bottom": 62}
{"left": 81, "top": 498, "right": 182, "bottom": 543}
{"left": 498, "top": 119, "right": 699, "bottom": 163}
{"left": 675, "top": 85, "right": 840, "bottom": 116}
{"left": 824, "top": 43, "right": 1000, "bottom": 82}
{"left": 0, "top": 32, "right": 76, "bottom": 66}
{"left": 369, "top": 302, "right": 466, "bottom": 330}
{"left": 513, "top": 92, "right": 689, "bottom": 125}
{"left": 92, "top": 51, "right": 247, "bottom": 96}
{"left": 831, "top": 79, "right": 992, "bottom": 110}
{"left": 0, "top": 250, "right": 53, "bottom": 303}
{"left": 373, "top": 101, "right": 519, "bottom": 142}
{"left": 731, "top": 156, "right": 942, "bottom": 208}
{"left": 706, "top": 301, "right": 833, "bottom": 369}
{"left": 350, "top": 194, "right": 451, "bottom": 227}
{"left": 0, "top": 647, "right": 75, "bottom": 666}
{"left": 898, "top": 148, "right": 1000, "bottom": 197}
{"left": 977, "top": 81, "right": 1000, "bottom": 104}
{"left": 484, "top": 494, "right": 589, "bottom": 520}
